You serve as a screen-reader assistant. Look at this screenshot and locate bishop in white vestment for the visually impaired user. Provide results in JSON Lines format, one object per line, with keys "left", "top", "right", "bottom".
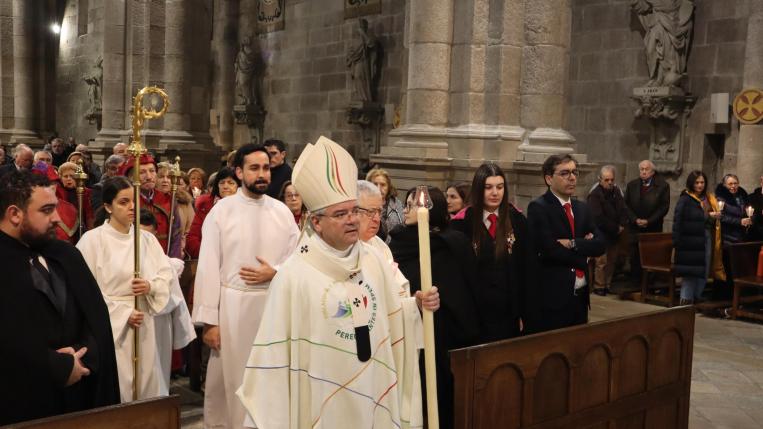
{"left": 237, "top": 136, "right": 439, "bottom": 429}
{"left": 77, "top": 221, "right": 172, "bottom": 402}
{"left": 193, "top": 145, "right": 299, "bottom": 429}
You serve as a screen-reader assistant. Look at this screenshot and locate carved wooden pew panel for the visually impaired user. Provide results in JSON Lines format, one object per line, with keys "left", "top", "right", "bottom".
{"left": 7, "top": 395, "right": 180, "bottom": 429}
{"left": 451, "top": 307, "right": 694, "bottom": 429}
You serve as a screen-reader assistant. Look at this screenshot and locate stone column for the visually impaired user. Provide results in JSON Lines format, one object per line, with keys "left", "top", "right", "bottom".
{"left": 516, "top": 0, "right": 575, "bottom": 161}
{"left": 403, "top": 0, "right": 454, "bottom": 129}
{"left": 163, "top": 0, "right": 190, "bottom": 134}
{"left": 737, "top": 8, "right": 763, "bottom": 189}
{"left": 8, "top": 0, "right": 41, "bottom": 143}
{"left": 95, "top": 0, "right": 127, "bottom": 149}
{"left": 211, "top": 0, "right": 238, "bottom": 150}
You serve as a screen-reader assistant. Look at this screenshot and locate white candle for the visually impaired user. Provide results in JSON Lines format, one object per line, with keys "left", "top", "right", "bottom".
{"left": 747, "top": 206, "right": 755, "bottom": 218}
{"left": 416, "top": 192, "right": 439, "bottom": 429}
{"left": 717, "top": 200, "right": 725, "bottom": 211}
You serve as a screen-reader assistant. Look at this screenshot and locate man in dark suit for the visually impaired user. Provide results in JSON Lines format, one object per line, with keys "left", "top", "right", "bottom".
{"left": 0, "top": 143, "right": 34, "bottom": 178}
{"left": 623, "top": 160, "right": 670, "bottom": 281}
{"left": 0, "top": 171, "right": 119, "bottom": 425}
{"left": 526, "top": 154, "right": 606, "bottom": 333}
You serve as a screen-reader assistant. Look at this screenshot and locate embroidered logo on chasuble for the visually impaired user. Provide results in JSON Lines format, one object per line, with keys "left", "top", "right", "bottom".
{"left": 320, "top": 278, "right": 378, "bottom": 341}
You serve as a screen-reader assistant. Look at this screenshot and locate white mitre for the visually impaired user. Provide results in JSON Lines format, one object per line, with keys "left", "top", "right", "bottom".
{"left": 292, "top": 136, "right": 358, "bottom": 212}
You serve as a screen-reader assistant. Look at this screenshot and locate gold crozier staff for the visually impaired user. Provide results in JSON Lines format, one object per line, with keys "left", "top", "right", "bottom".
{"left": 73, "top": 159, "right": 89, "bottom": 239}
{"left": 166, "top": 156, "right": 181, "bottom": 254}
{"left": 127, "top": 86, "right": 170, "bottom": 401}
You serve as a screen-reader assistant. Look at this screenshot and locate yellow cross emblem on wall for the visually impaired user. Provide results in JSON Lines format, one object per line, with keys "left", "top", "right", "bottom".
{"left": 733, "top": 88, "right": 763, "bottom": 125}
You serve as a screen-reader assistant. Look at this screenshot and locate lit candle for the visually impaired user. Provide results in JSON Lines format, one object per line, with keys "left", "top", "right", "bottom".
{"left": 746, "top": 205, "right": 755, "bottom": 218}
{"left": 414, "top": 185, "right": 439, "bottom": 429}
{"left": 717, "top": 200, "right": 725, "bottom": 212}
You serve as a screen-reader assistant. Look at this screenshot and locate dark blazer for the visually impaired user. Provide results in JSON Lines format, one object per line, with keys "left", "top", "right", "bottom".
{"left": 389, "top": 226, "right": 481, "bottom": 429}
{"left": 0, "top": 162, "right": 19, "bottom": 178}
{"left": 266, "top": 162, "right": 292, "bottom": 199}
{"left": 624, "top": 175, "right": 670, "bottom": 232}
{"left": 451, "top": 205, "right": 527, "bottom": 343}
{"left": 715, "top": 183, "right": 750, "bottom": 245}
{"left": 672, "top": 192, "right": 712, "bottom": 279}
{"left": 587, "top": 184, "right": 628, "bottom": 243}
{"left": 0, "top": 232, "right": 119, "bottom": 425}
{"left": 749, "top": 187, "right": 763, "bottom": 241}
{"left": 526, "top": 191, "right": 606, "bottom": 332}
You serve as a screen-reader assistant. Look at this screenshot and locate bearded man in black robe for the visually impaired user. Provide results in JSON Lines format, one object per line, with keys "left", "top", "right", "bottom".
{"left": 0, "top": 171, "right": 119, "bottom": 425}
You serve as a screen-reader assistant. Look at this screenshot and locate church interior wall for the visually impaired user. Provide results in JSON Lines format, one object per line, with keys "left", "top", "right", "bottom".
{"left": 569, "top": 0, "right": 751, "bottom": 227}
{"left": 249, "top": 0, "right": 406, "bottom": 160}
{"left": 56, "top": 0, "right": 103, "bottom": 146}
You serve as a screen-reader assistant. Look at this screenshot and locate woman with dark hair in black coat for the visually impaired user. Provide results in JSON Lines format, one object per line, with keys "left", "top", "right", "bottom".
{"left": 451, "top": 163, "right": 528, "bottom": 339}
{"left": 389, "top": 186, "right": 480, "bottom": 429}
{"left": 673, "top": 170, "right": 724, "bottom": 305}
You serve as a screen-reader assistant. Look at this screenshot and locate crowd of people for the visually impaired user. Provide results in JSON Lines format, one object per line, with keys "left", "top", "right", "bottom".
{"left": 1, "top": 134, "right": 762, "bottom": 427}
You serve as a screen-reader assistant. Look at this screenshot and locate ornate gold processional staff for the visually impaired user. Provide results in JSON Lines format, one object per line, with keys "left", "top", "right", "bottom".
{"left": 73, "top": 160, "right": 88, "bottom": 239}
{"left": 127, "top": 86, "right": 170, "bottom": 401}
{"left": 166, "top": 156, "right": 181, "bottom": 254}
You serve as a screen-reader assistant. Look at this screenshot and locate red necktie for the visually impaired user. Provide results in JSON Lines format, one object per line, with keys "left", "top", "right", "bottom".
{"left": 563, "top": 203, "right": 585, "bottom": 279}
{"left": 487, "top": 213, "right": 497, "bottom": 239}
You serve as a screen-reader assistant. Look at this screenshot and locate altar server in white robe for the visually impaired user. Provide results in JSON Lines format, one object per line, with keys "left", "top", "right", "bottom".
{"left": 77, "top": 176, "right": 172, "bottom": 402}
{"left": 193, "top": 144, "right": 299, "bottom": 429}
{"left": 137, "top": 209, "right": 196, "bottom": 393}
{"left": 237, "top": 136, "right": 440, "bottom": 429}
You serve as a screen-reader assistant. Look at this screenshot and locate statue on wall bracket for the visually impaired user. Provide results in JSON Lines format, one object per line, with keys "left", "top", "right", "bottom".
{"left": 83, "top": 57, "right": 103, "bottom": 129}
{"left": 233, "top": 36, "right": 267, "bottom": 144}
{"left": 631, "top": 0, "right": 696, "bottom": 174}
{"left": 346, "top": 18, "right": 384, "bottom": 169}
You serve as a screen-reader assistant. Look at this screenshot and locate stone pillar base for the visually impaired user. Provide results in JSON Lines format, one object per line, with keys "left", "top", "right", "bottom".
{"left": 94, "top": 128, "right": 223, "bottom": 174}
{"left": 0, "top": 129, "right": 44, "bottom": 147}
{"left": 515, "top": 128, "right": 579, "bottom": 163}
{"left": 372, "top": 124, "right": 597, "bottom": 210}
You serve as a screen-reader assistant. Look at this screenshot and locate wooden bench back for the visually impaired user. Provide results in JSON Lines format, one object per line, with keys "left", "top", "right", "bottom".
{"left": 450, "top": 307, "right": 695, "bottom": 429}
{"left": 729, "top": 241, "right": 763, "bottom": 278}
{"left": 638, "top": 232, "right": 673, "bottom": 269}
{"left": 7, "top": 396, "right": 180, "bottom": 429}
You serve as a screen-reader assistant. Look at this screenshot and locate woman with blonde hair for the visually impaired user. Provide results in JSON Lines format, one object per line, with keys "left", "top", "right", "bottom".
{"left": 57, "top": 161, "right": 94, "bottom": 233}
{"left": 156, "top": 162, "right": 195, "bottom": 257}
{"left": 366, "top": 168, "right": 404, "bottom": 239}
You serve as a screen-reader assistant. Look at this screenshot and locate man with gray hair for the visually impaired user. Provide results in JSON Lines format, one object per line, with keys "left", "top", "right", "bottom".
{"left": 90, "top": 154, "right": 125, "bottom": 210}
{"left": 34, "top": 150, "right": 53, "bottom": 166}
{"left": 587, "top": 165, "right": 628, "bottom": 295}
{"left": 0, "top": 144, "right": 34, "bottom": 178}
{"left": 624, "top": 159, "right": 670, "bottom": 282}
{"left": 357, "top": 179, "right": 391, "bottom": 256}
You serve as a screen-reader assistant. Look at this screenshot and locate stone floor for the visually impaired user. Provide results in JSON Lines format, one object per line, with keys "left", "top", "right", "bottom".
{"left": 174, "top": 294, "right": 763, "bottom": 428}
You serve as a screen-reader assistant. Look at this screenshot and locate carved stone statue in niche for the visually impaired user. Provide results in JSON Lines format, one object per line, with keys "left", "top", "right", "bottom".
{"left": 83, "top": 56, "right": 103, "bottom": 127}
{"left": 346, "top": 18, "right": 380, "bottom": 103}
{"left": 234, "top": 36, "right": 266, "bottom": 144}
{"left": 235, "top": 37, "right": 258, "bottom": 106}
{"left": 631, "top": 0, "right": 695, "bottom": 88}
{"left": 346, "top": 19, "right": 384, "bottom": 168}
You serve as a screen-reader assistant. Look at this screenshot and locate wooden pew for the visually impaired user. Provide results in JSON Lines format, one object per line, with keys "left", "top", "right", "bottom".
{"left": 638, "top": 232, "right": 677, "bottom": 306}
{"left": 450, "top": 307, "right": 694, "bottom": 429}
{"left": 7, "top": 396, "right": 180, "bottom": 429}
{"left": 728, "top": 241, "right": 763, "bottom": 321}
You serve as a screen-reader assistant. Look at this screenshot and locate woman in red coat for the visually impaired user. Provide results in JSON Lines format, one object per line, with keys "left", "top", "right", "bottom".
{"left": 56, "top": 161, "right": 95, "bottom": 233}
{"left": 185, "top": 167, "right": 240, "bottom": 259}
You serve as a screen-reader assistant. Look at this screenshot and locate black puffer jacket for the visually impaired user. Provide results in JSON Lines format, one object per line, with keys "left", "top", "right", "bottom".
{"left": 672, "top": 191, "right": 712, "bottom": 278}
{"left": 715, "top": 183, "right": 749, "bottom": 245}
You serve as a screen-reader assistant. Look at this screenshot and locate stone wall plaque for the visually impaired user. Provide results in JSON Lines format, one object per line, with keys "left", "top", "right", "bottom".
{"left": 344, "top": 0, "right": 382, "bottom": 20}
{"left": 257, "top": 0, "right": 285, "bottom": 34}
